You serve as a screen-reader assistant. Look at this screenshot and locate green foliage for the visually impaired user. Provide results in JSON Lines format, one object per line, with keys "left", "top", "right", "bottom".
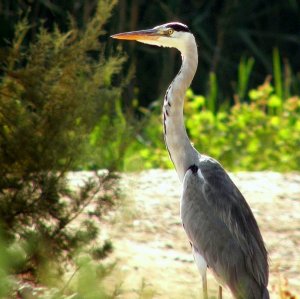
{"left": 66, "top": 254, "right": 119, "bottom": 299}
{"left": 0, "top": 0, "right": 125, "bottom": 295}
{"left": 207, "top": 72, "right": 218, "bottom": 114}
{"left": 87, "top": 94, "right": 132, "bottom": 171}
{"left": 273, "top": 48, "right": 283, "bottom": 100}
{"left": 236, "top": 57, "right": 255, "bottom": 102}
{"left": 0, "top": 230, "right": 120, "bottom": 298}
{"left": 185, "top": 80, "right": 300, "bottom": 170}
{"left": 0, "top": 232, "right": 16, "bottom": 297}
{"left": 123, "top": 103, "right": 172, "bottom": 171}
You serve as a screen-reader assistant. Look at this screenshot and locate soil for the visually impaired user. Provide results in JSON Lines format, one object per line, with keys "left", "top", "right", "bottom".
{"left": 100, "top": 170, "right": 300, "bottom": 299}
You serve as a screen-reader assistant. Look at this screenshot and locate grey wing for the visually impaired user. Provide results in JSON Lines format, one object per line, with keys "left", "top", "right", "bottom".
{"left": 181, "top": 157, "right": 269, "bottom": 298}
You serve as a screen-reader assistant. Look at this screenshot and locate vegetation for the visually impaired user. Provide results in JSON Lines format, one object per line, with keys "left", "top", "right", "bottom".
{"left": 0, "top": 0, "right": 126, "bottom": 297}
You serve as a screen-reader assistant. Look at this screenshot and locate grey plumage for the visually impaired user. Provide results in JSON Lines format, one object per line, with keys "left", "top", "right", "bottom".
{"left": 181, "top": 156, "right": 269, "bottom": 298}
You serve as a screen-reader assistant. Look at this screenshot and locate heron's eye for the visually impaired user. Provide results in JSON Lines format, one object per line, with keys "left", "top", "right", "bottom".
{"left": 168, "top": 28, "right": 174, "bottom": 35}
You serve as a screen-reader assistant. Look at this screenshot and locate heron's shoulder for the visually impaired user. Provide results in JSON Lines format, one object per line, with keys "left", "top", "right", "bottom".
{"left": 197, "top": 155, "right": 236, "bottom": 184}
{"left": 183, "top": 155, "right": 227, "bottom": 188}
{"left": 198, "top": 154, "right": 224, "bottom": 170}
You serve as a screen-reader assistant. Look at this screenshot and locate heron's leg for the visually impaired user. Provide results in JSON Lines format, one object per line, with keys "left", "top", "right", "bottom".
{"left": 202, "top": 273, "right": 208, "bottom": 299}
{"left": 218, "top": 285, "right": 222, "bottom": 299}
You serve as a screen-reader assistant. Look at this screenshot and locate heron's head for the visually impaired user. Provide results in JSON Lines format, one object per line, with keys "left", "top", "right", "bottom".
{"left": 111, "top": 22, "right": 194, "bottom": 53}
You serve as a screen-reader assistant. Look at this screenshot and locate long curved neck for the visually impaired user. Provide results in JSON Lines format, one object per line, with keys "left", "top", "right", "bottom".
{"left": 163, "top": 38, "right": 199, "bottom": 182}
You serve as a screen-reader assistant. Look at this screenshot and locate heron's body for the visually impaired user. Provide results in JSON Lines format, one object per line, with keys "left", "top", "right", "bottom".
{"left": 112, "top": 22, "right": 269, "bottom": 299}
{"left": 182, "top": 157, "right": 269, "bottom": 298}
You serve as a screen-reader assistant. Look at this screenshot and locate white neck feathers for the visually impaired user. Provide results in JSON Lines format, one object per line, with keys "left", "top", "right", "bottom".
{"left": 163, "top": 34, "right": 199, "bottom": 182}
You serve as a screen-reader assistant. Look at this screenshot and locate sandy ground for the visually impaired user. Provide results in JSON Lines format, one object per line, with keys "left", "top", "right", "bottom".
{"left": 99, "top": 170, "right": 300, "bottom": 299}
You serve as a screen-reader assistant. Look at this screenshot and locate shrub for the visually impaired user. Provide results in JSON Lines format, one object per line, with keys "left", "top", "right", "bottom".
{"left": 0, "top": 0, "right": 123, "bottom": 294}
{"left": 186, "top": 78, "right": 300, "bottom": 171}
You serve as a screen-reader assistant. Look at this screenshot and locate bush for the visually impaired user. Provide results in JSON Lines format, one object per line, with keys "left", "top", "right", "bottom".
{"left": 123, "top": 101, "right": 173, "bottom": 171}
{"left": 186, "top": 78, "right": 300, "bottom": 171}
{"left": 0, "top": 0, "right": 124, "bottom": 294}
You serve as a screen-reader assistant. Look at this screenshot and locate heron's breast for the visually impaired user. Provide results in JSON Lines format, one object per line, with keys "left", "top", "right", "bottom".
{"left": 192, "top": 245, "right": 207, "bottom": 276}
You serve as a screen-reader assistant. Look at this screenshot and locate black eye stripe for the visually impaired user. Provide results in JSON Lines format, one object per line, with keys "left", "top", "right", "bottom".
{"left": 166, "top": 22, "right": 190, "bottom": 33}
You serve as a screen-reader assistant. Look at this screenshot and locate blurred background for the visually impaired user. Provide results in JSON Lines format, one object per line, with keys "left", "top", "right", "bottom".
{"left": 1, "top": 0, "right": 300, "bottom": 172}
{"left": 0, "top": 0, "right": 299, "bottom": 298}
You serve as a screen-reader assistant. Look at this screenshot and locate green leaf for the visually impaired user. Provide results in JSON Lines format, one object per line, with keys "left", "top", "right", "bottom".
{"left": 268, "top": 95, "right": 282, "bottom": 108}
{"left": 273, "top": 47, "right": 283, "bottom": 100}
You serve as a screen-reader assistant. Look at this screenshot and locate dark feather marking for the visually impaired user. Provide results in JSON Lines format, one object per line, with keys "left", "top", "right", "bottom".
{"left": 188, "top": 164, "right": 198, "bottom": 174}
{"left": 163, "top": 110, "right": 177, "bottom": 173}
{"left": 167, "top": 22, "right": 190, "bottom": 33}
{"left": 164, "top": 85, "right": 171, "bottom": 103}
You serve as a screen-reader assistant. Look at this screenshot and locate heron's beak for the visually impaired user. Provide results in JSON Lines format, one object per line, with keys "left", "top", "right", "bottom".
{"left": 111, "top": 28, "right": 160, "bottom": 41}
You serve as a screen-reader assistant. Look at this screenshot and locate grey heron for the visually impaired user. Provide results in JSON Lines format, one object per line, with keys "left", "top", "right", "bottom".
{"left": 112, "top": 22, "right": 269, "bottom": 299}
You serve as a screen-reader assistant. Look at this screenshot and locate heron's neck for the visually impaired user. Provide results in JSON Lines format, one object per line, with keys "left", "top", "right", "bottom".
{"left": 163, "top": 40, "right": 199, "bottom": 182}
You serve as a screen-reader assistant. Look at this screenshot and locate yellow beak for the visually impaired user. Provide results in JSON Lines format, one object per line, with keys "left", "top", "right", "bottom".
{"left": 111, "top": 28, "right": 160, "bottom": 41}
